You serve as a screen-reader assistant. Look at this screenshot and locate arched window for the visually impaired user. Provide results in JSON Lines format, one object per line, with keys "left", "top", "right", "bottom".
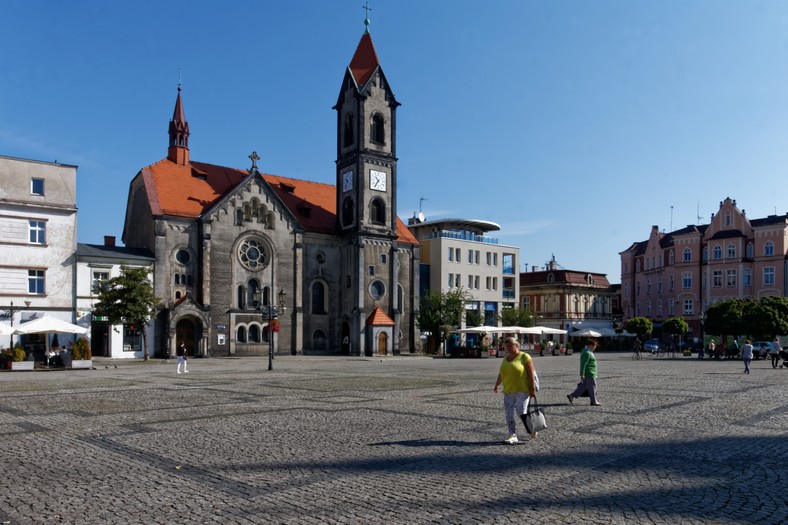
{"left": 175, "top": 274, "right": 181, "bottom": 285}
{"left": 725, "top": 212, "right": 731, "bottom": 226}
{"left": 249, "top": 325, "right": 260, "bottom": 343}
{"left": 765, "top": 240, "right": 774, "bottom": 256}
{"left": 312, "top": 330, "right": 328, "bottom": 352}
{"left": 342, "top": 197, "right": 354, "bottom": 227}
{"left": 683, "top": 248, "right": 691, "bottom": 262}
{"left": 247, "top": 279, "right": 261, "bottom": 309}
{"left": 237, "top": 285, "right": 245, "bottom": 309}
{"left": 713, "top": 245, "right": 722, "bottom": 260}
{"left": 747, "top": 242, "right": 754, "bottom": 258}
{"left": 237, "top": 326, "right": 247, "bottom": 343}
{"left": 371, "top": 113, "right": 385, "bottom": 144}
{"left": 669, "top": 251, "right": 674, "bottom": 265}
{"left": 344, "top": 113, "right": 354, "bottom": 147}
{"left": 311, "top": 281, "right": 327, "bottom": 314}
{"left": 370, "top": 198, "right": 385, "bottom": 224}
{"left": 235, "top": 208, "right": 244, "bottom": 225}
{"left": 265, "top": 211, "right": 275, "bottom": 230}
{"left": 727, "top": 244, "right": 736, "bottom": 258}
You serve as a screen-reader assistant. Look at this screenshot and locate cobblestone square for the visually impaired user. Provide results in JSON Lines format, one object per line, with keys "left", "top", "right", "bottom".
{"left": 0, "top": 352, "right": 785, "bottom": 524}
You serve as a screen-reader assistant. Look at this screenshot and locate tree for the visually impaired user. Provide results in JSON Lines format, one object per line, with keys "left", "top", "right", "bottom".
{"left": 499, "top": 306, "right": 537, "bottom": 328}
{"left": 704, "top": 299, "right": 746, "bottom": 338}
{"left": 742, "top": 296, "right": 788, "bottom": 339}
{"left": 625, "top": 317, "right": 653, "bottom": 340}
{"left": 415, "top": 288, "right": 469, "bottom": 355}
{"left": 662, "top": 316, "right": 689, "bottom": 350}
{"left": 465, "top": 309, "right": 483, "bottom": 328}
{"left": 93, "top": 266, "right": 159, "bottom": 361}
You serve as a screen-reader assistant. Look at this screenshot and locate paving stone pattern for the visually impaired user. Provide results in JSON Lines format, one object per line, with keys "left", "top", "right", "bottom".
{"left": 0, "top": 352, "right": 785, "bottom": 524}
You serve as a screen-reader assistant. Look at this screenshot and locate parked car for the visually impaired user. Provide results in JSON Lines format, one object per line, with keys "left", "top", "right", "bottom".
{"left": 750, "top": 341, "right": 773, "bottom": 359}
{"left": 644, "top": 339, "right": 660, "bottom": 354}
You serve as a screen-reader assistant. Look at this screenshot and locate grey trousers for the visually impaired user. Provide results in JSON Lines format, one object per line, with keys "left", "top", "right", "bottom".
{"left": 570, "top": 377, "right": 598, "bottom": 404}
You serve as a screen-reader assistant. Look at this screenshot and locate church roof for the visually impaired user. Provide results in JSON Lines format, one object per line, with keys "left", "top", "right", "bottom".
{"left": 366, "top": 306, "right": 395, "bottom": 326}
{"left": 139, "top": 158, "right": 418, "bottom": 244}
{"left": 349, "top": 33, "right": 380, "bottom": 88}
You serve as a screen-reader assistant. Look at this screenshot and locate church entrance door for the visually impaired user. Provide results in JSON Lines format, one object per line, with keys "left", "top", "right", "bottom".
{"left": 377, "top": 332, "right": 387, "bottom": 356}
{"left": 176, "top": 318, "right": 196, "bottom": 356}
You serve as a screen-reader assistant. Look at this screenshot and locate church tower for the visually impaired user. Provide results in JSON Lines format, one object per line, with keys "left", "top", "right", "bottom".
{"left": 334, "top": 15, "right": 404, "bottom": 355}
{"left": 167, "top": 85, "right": 190, "bottom": 165}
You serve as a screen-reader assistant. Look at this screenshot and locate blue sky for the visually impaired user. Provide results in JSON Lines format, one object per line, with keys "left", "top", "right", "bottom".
{"left": 3, "top": 1, "right": 788, "bottom": 283}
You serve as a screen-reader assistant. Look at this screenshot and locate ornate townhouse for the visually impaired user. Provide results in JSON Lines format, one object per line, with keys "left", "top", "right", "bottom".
{"left": 121, "top": 23, "right": 420, "bottom": 358}
{"left": 620, "top": 197, "right": 788, "bottom": 338}
{"left": 519, "top": 256, "right": 616, "bottom": 342}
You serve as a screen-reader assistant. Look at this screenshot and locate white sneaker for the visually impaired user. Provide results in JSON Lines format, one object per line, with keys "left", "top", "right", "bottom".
{"left": 503, "top": 434, "right": 519, "bottom": 445}
{"left": 184, "top": 370, "right": 189, "bottom": 373}
{"left": 177, "top": 371, "right": 182, "bottom": 374}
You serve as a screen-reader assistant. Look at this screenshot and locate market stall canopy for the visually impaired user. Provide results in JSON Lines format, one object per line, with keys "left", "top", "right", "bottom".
{"left": 617, "top": 330, "right": 637, "bottom": 337}
{"left": 0, "top": 322, "right": 14, "bottom": 335}
{"left": 14, "top": 315, "right": 89, "bottom": 335}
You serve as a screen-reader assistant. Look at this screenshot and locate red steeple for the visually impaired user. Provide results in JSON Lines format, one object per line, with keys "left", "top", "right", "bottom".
{"left": 348, "top": 33, "right": 380, "bottom": 89}
{"left": 167, "top": 86, "right": 190, "bottom": 165}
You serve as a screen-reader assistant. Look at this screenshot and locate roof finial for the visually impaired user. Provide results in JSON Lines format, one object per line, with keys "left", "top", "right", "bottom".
{"left": 178, "top": 67, "right": 182, "bottom": 91}
{"left": 249, "top": 150, "right": 260, "bottom": 170}
{"left": 362, "top": 2, "right": 371, "bottom": 34}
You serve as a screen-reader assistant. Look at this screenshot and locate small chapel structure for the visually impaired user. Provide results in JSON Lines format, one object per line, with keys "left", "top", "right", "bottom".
{"left": 121, "top": 20, "right": 420, "bottom": 358}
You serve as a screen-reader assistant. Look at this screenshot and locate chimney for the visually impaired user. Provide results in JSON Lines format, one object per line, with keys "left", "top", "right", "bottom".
{"left": 104, "top": 236, "right": 116, "bottom": 247}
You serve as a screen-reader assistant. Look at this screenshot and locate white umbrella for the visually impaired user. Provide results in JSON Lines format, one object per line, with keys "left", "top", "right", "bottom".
{"left": 571, "top": 328, "right": 604, "bottom": 337}
{"left": 14, "top": 315, "right": 88, "bottom": 335}
{"left": 455, "top": 326, "right": 499, "bottom": 334}
{"left": 536, "top": 326, "right": 568, "bottom": 335}
{"left": 0, "top": 322, "right": 14, "bottom": 335}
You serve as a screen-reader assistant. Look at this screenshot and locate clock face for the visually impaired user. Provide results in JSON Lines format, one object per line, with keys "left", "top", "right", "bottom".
{"left": 342, "top": 171, "right": 353, "bottom": 192}
{"left": 370, "top": 170, "right": 387, "bottom": 191}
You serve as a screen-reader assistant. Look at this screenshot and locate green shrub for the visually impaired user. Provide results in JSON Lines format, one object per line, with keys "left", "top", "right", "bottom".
{"left": 12, "top": 344, "right": 26, "bottom": 362}
{"left": 73, "top": 337, "right": 92, "bottom": 360}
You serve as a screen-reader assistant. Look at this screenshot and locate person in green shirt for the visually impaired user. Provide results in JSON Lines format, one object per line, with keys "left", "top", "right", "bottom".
{"left": 493, "top": 337, "right": 537, "bottom": 444}
{"left": 567, "top": 339, "right": 601, "bottom": 406}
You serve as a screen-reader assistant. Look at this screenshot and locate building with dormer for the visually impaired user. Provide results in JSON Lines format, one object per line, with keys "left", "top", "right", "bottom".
{"left": 121, "top": 21, "right": 420, "bottom": 358}
{"left": 620, "top": 197, "right": 788, "bottom": 338}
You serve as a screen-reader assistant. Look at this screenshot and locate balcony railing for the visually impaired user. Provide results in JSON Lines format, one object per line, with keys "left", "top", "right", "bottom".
{"left": 429, "top": 230, "right": 499, "bottom": 245}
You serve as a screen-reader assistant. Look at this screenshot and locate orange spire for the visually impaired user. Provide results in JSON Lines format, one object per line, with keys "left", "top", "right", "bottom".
{"left": 167, "top": 85, "right": 190, "bottom": 165}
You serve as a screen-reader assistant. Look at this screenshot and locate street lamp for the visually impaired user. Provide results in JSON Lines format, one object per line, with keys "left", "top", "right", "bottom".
{"left": 699, "top": 310, "right": 706, "bottom": 347}
{"left": 3, "top": 300, "right": 31, "bottom": 348}
{"left": 251, "top": 288, "right": 286, "bottom": 371}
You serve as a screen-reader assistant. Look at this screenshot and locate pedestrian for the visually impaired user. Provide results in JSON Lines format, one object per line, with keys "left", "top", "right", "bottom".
{"left": 708, "top": 339, "right": 716, "bottom": 359}
{"left": 769, "top": 338, "right": 781, "bottom": 369}
{"left": 697, "top": 339, "right": 705, "bottom": 359}
{"left": 567, "top": 339, "right": 602, "bottom": 406}
{"left": 740, "top": 339, "right": 753, "bottom": 374}
{"left": 176, "top": 342, "right": 189, "bottom": 374}
{"left": 493, "top": 337, "right": 536, "bottom": 445}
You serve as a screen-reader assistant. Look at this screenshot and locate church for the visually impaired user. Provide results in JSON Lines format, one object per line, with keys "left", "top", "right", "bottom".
{"left": 121, "top": 21, "right": 420, "bottom": 358}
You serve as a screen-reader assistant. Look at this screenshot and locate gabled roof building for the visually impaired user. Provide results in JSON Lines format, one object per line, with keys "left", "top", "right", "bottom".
{"left": 122, "top": 20, "right": 419, "bottom": 357}
{"left": 620, "top": 197, "right": 788, "bottom": 339}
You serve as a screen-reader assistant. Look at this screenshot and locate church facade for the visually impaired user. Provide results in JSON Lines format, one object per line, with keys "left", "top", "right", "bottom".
{"left": 121, "top": 28, "right": 420, "bottom": 358}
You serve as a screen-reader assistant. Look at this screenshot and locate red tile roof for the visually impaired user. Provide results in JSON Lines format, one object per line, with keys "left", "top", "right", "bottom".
{"left": 366, "top": 306, "right": 395, "bottom": 326}
{"left": 140, "top": 158, "right": 418, "bottom": 244}
{"left": 349, "top": 33, "right": 380, "bottom": 88}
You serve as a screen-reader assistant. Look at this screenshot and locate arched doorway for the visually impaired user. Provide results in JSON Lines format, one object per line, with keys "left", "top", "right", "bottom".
{"left": 377, "top": 332, "right": 388, "bottom": 356}
{"left": 176, "top": 318, "right": 196, "bottom": 356}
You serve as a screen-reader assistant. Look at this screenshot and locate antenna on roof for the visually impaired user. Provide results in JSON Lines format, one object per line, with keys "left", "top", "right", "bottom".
{"left": 419, "top": 196, "right": 428, "bottom": 213}
{"left": 696, "top": 201, "right": 703, "bottom": 224}
{"left": 670, "top": 205, "right": 673, "bottom": 231}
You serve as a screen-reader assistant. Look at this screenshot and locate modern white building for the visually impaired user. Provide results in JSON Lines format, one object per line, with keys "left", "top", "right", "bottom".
{"left": 407, "top": 217, "right": 520, "bottom": 328}
{"left": 0, "top": 155, "right": 78, "bottom": 357}
{"left": 75, "top": 237, "right": 155, "bottom": 358}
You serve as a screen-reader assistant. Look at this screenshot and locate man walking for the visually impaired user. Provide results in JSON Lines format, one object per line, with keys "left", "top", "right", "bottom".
{"left": 176, "top": 342, "right": 189, "bottom": 374}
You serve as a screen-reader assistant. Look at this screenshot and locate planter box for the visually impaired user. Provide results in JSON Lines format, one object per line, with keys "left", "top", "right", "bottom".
{"left": 71, "top": 360, "right": 93, "bottom": 369}
{"left": 11, "top": 361, "right": 34, "bottom": 371}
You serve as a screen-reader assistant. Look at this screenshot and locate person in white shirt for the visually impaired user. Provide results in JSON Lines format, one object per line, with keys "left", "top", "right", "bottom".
{"left": 769, "top": 338, "right": 781, "bottom": 369}
{"left": 740, "top": 339, "right": 754, "bottom": 374}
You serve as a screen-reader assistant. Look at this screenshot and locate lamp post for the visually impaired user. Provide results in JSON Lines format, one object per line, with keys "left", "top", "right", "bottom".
{"left": 3, "top": 300, "right": 32, "bottom": 348}
{"left": 251, "top": 288, "right": 286, "bottom": 371}
{"left": 699, "top": 310, "right": 706, "bottom": 348}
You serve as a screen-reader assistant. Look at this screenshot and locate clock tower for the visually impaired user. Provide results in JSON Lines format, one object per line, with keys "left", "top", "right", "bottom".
{"left": 334, "top": 17, "right": 404, "bottom": 355}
